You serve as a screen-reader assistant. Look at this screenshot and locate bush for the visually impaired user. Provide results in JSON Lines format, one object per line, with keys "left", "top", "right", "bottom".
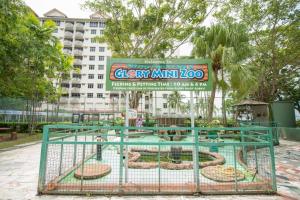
{"left": 0, "top": 122, "right": 57, "bottom": 133}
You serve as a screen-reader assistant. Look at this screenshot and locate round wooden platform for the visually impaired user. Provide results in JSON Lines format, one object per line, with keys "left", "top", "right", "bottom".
{"left": 74, "top": 164, "right": 111, "bottom": 179}
{"left": 201, "top": 165, "right": 245, "bottom": 182}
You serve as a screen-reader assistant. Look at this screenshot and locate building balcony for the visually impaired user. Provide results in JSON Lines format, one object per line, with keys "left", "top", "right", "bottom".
{"left": 70, "top": 98, "right": 80, "bottom": 103}
{"left": 71, "top": 88, "right": 81, "bottom": 93}
{"left": 76, "top": 23, "right": 84, "bottom": 30}
{"left": 74, "top": 59, "right": 82, "bottom": 65}
{"left": 65, "top": 22, "right": 74, "bottom": 30}
{"left": 64, "top": 31, "right": 73, "bottom": 38}
{"left": 63, "top": 40, "right": 73, "bottom": 47}
{"left": 73, "top": 49, "right": 83, "bottom": 56}
{"left": 63, "top": 49, "right": 72, "bottom": 55}
{"left": 75, "top": 32, "right": 84, "bottom": 39}
{"left": 74, "top": 40, "right": 83, "bottom": 47}
{"left": 59, "top": 97, "right": 69, "bottom": 103}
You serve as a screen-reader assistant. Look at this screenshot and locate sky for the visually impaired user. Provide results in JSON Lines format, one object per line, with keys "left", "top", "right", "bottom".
{"left": 24, "top": 0, "right": 90, "bottom": 18}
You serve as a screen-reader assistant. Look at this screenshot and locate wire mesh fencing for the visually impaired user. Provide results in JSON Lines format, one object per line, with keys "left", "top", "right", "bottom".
{"left": 38, "top": 125, "right": 276, "bottom": 195}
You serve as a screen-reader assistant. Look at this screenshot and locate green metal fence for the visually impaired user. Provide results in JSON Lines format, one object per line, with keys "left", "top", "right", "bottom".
{"left": 38, "top": 125, "right": 276, "bottom": 195}
{"left": 239, "top": 122, "right": 280, "bottom": 145}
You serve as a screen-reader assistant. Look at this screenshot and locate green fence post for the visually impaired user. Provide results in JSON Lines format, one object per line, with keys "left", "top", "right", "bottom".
{"left": 37, "top": 126, "right": 49, "bottom": 194}
{"left": 73, "top": 129, "right": 78, "bottom": 166}
{"left": 268, "top": 128, "right": 277, "bottom": 192}
{"left": 233, "top": 145, "right": 238, "bottom": 192}
{"left": 58, "top": 137, "right": 64, "bottom": 176}
{"left": 158, "top": 143, "right": 161, "bottom": 193}
{"left": 194, "top": 128, "right": 200, "bottom": 193}
{"left": 80, "top": 144, "right": 86, "bottom": 191}
{"left": 241, "top": 130, "right": 247, "bottom": 164}
{"left": 119, "top": 128, "right": 124, "bottom": 192}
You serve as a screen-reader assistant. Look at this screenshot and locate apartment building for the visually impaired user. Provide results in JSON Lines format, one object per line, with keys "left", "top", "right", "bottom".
{"left": 40, "top": 8, "right": 176, "bottom": 116}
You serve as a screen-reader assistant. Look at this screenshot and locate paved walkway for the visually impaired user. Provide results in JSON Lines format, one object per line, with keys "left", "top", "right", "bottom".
{"left": 275, "top": 140, "right": 300, "bottom": 199}
{"left": 0, "top": 139, "right": 299, "bottom": 200}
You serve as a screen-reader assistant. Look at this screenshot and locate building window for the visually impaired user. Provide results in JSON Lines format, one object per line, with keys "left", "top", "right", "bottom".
{"left": 99, "top": 47, "right": 105, "bottom": 52}
{"left": 91, "top": 38, "right": 96, "bottom": 43}
{"left": 145, "top": 104, "right": 149, "bottom": 109}
{"left": 71, "top": 93, "right": 80, "bottom": 98}
{"left": 89, "top": 65, "right": 95, "bottom": 70}
{"left": 89, "top": 56, "right": 95, "bottom": 61}
{"left": 98, "top": 74, "right": 104, "bottom": 79}
{"left": 88, "top": 74, "right": 94, "bottom": 79}
{"left": 91, "top": 29, "right": 96, "bottom": 34}
{"left": 97, "top": 84, "right": 103, "bottom": 89}
{"left": 61, "top": 93, "right": 69, "bottom": 97}
{"left": 99, "top": 21, "right": 105, "bottom": 28}
{"left": 145, "top": 96, "right": 149, "bottom": 100}
{"left": 163, "top": 103, "right": 167, "bottom": 108}
{"left": 73, "top": 74, "right": 81, "bottom": 79}
{"left": 90, "top": 22, "right": 98, "bottom": 27}
{"left": 163, "top": 94, "right": 168, "bottom": 99}
{"left": 97, "top": 93, "right": 103, "bottom": 98}
{"left": 98, "top": 65, "right": 104, "bottom": 70}
{"left": 72, "top": 83, "right": 81, "bottom": 88}
{"left": 90, "top": 47, "right": 95, "bottom": 52}
{"left": 99, "top": 56, "right": 104, "bottom": 61}
{"left": 61, "top": 83, "right": 69, "bottom": 88}
{"left": 54, "top": 20, "right": 60, "bottom": 26}
{"left": 88, "top": 83, "right": 94, "bottom": 88}
{"left": 99, "top": 30, "right": 104, "bottom": 35}
{"left": 87, "top": 93, "right": 93, "bottom": 98}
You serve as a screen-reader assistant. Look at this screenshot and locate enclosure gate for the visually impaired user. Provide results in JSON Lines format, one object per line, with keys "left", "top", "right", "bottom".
{"left": 38, "top": 125, "right": 277, "bottom": 195}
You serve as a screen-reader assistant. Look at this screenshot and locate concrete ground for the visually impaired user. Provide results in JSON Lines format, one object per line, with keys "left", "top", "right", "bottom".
{"left": 0, "top": 139, "right": 299, "bottom": 200}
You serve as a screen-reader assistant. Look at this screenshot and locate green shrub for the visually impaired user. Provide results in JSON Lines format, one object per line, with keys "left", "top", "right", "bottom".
{"left": 296, "top": 120, "right": 300, "bottom": 127}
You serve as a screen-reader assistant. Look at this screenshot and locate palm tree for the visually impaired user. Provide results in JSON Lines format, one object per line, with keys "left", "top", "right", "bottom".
{"left": 167, "top": 91, "right": 182, "bottom": 115}
{"left": 192, "top": 22, "right": 251, "bottom": 123}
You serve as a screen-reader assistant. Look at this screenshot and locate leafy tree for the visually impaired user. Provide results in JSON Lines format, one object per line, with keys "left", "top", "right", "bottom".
{"left": 218, "top": 0, "right": 300, "bottom": 103}
{"left": 0, "top": 0, "right": 30, "bottom": 96}
{"left": 278, "top": 65, "right": 300, "bottom": 112}
{"left": 167, "top": 91, "right": 182, "bottom": 114}
{"left": 84, "top": 0, "right": 209, "bottom": 109}
{"left": 0, "top": 0, "right": 73, "bottom": 131}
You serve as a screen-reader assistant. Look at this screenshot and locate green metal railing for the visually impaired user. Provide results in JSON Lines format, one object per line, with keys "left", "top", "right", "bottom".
{"left": 239, "top": 121, "right": 279, "bottom": 145}
{"left": 38, "top": 124, "right": 276, "bottom": 195}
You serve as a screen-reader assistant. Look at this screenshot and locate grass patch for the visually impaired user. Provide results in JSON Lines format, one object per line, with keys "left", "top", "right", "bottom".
{"left": 0, "top": 133, "right": 42, "bottom": 149}
{"left": 139, "top": 153, "right": 214, "bottom": 163}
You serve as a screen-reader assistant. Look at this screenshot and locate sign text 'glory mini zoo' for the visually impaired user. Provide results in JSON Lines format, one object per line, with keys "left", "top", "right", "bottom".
{"left": 106, "top": 58, "right": 212, "bottom": 91}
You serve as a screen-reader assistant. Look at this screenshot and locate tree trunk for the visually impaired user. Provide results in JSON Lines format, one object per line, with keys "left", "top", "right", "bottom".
{"left": 221, "top": 89, "right": 227, "bottom": 126}
{"left": 221, "top": 69, "right": 227, "bottom": 126}
{"left": 129, "top": 91, "right": 142, "bottom": 109}
{"left": 208, "top": 72, "right": 218, "bottom": 122}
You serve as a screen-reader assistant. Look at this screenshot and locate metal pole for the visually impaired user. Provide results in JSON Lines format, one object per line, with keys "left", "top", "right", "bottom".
{"left": 119, "top": 129, "right": 124, "bottom": 191}
{"left": 158, "top": 144, "right": 161, "bottom": 192}
{"left": 124, "top": 92, "right": 129, "bottom": 183}
{"left": 80, "top": 144, "right": 86, "bottom": 191}
{"left": 190, "top": 91, "right": 198, "bottom": 186}
{"left": 268, "top": 128, "right": 277, "bottom": 192}
{"left": 233, "top": 145, "right": 238, "bottom": 192}
{"left": 58, "top": 138, "right": 64, "bottom": 175}
{"left": 73, "top": 130, "right": 78, "bottom": 166}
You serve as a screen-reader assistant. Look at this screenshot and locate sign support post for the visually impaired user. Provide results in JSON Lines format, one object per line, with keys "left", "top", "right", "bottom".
{"left": 124, "top": 91, "right": 129, "bottom": 183}
{"left": 191, "top": 91, "right": 200, "bottom": 190}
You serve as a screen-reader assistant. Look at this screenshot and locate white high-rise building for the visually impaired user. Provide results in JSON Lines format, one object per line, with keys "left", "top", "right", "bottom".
{"left": 40, "top": 8, "right": 176, "bottom": 116}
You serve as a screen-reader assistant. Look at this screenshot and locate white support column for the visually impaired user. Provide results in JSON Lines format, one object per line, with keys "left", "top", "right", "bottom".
{"left": 124, "top": 92, "right": 129, "bottom": 183}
